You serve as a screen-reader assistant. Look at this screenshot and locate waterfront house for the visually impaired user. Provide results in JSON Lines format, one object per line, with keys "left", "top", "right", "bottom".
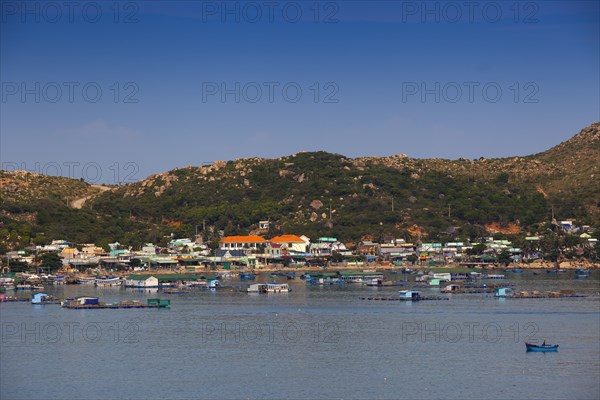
{"left": 399, "top": 290, "right": 421, "bottom": 300}
{"left": 338, "top": 270, "right": 383, "bottom": 283}
{"left": 310, "top": 237, "right": 349, "bottom": 256}
{"left": 269, "top": 234, "right": 310, "bottom": 254}
{"left": 219, "top": 235, "right": 267, "bottom": 254}
{"left": 265, "top": 243, "right": 284, "bottom": 259}
{"left": 494, "top": 287, "right": 513, "bottom": 297}
{"left": 247, "top": 283, "right": 267, "bottom": 293}
{"left": 215, "top": 249, "right": 246, "bottom": 258}
{"left": 443, "top": 284, "right": 461, "bottom": 292}
{"left": 31, "top": 293, "right": 50, "bottom": 304}
{"left": 432, "top": 272, "right": 452, "bottom": 282}
{"left": 125, "top": 275, "right": 159, "bottom": 288}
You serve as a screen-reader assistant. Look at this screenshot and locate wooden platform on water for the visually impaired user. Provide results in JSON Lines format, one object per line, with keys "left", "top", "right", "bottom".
{"left": 0, "top": 298, "right": 30, "bottom": 302}
{"left": 359, "top": 296, "right": 448, "bottom": 301}
{"left": 62, "top": 303, "right": 165, "bottom": 309}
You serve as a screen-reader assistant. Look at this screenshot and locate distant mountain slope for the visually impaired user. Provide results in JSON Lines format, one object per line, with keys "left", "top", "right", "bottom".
{"left": 1, "top": 123, "right": 598, "bottom": 250}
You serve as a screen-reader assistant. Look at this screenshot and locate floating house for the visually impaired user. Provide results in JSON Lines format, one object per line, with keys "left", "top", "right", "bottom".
{"left": 399, "top": 290, "right": 421, "bottom": 300}
{"left": 338, "top": 271, "right": 383, "bottom": 283}
{"left": 31, "top": 293, "right": 51, "bottom": 304}
{"left": 266, "top": 283, "right": 289, "bottom": 292}
{"left": 125, "top": 275, "right": 159, "bottom": 288}
{"left": 72, "top": 297, "right": 100, "bottom": 305}
{"left": 247, "top": 283, "right": 267, "bottom": 293}
{"left": 443, "top": 284, "right": 461, "bottom": 292}
{"left": 432, "top": 273, "right": 452, "bottom": 281}
{"left": 494, "top": 287, "right": 513, "bottom": 297}
{"left": 247, "top": 283, "right": 289, "bottom": 293}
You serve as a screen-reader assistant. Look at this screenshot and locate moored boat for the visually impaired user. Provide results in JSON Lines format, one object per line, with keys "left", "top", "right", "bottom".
{"left": 575, "top": 269, "right": 589, "bottom": 279}
{"left": 94, "top": 276, "right": 122, "bottom": 287}
{"left": 240, "top": 272, "right": 256, "bottom": 281}
{"left": 78, "top": 276, "right": 97, "bottom": 285}
{"left": 62, "top": 296, "right": 170, "bottom": 309}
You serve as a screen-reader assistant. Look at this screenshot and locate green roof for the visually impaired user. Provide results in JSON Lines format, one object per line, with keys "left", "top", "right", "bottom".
{"left": 306, "top": 272, "right": 338, "bottom": 278}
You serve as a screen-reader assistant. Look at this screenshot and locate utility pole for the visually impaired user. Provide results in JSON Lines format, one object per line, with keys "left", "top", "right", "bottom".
{"left": 391, "top": 196, "right": 394, "bottom": 212}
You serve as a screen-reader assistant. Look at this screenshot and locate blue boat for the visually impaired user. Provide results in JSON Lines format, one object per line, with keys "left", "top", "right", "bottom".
{"left": 526, "top": 342, "right": 558, "bottom": 352}
{"left": 546, "top": 269, "right": 558, "bottom": 274}
{"left": 511, "top": 268, "right": 524, "bottom": 273}
{"left": 240, "top": 273, "right": 256, "bottom": 281}
{"left": 575, "top": 269, "right": 589, "bottom": 279}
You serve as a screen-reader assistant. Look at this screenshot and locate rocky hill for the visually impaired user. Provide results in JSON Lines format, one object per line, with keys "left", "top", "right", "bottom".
{"left": 1, "top": 123, "right": 598, "bottom": 251}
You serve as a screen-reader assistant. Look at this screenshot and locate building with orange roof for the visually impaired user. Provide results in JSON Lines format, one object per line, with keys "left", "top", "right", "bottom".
{"left": 269, "top": 234, "right": 310, "bottom": 254}
{"left": 219, "top": 235, "right": 267, "bottom": 254}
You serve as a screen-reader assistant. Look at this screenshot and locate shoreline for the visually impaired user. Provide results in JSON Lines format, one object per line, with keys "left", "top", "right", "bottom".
{"left": 67, "top": 261, "right": 599, "bottom": 277}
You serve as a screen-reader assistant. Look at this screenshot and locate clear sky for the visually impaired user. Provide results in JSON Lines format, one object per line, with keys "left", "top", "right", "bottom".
{"left": 1, "top": 0, "right": 599, "bottom": 184}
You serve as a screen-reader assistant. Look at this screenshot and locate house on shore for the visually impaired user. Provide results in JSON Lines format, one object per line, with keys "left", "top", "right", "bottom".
{"left": 269, "top": 234, "right": 310, "bottom": 255}
{"left": 219, "top": 236, "right": 267, "bottom": 254}
{"left": 125, "top": 275, "right": 159, "bottom": 288}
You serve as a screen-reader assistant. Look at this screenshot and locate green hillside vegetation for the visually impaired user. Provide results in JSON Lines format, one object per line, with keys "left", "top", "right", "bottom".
{"left": 0, "top": 123, "right": 598, "bottom": 251}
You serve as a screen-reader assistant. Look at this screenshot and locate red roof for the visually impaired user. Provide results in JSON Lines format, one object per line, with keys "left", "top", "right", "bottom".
{"left": 270, "top": 234, "right": 305, "bottom": 243}
{"left": 220, "top": 235, "right": 267, "bottom": 243}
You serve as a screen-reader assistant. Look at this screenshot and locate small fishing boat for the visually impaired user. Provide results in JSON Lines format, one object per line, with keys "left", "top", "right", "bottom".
{"left": 163, "top": 288, "right": 191, "bottom": 294}
{"left": 95, "top": 276, "right": 122, "bottom": 287}
{"left": 575, "top": 269, "right": 589, "bottom": 279}
{"left": 78, "top": 276, "right": 97, "bottom": 285}
{"left": 525, "top": 341, "right": 558, "bottom": 352}
{"left": 511, "top": 268, "right": 524, "bottom": 273}
{"left": 546, "top": 269, "right": 558, "bottom": 274}
{"left": 240, "top": 272, "right": 256, "bottom": 281}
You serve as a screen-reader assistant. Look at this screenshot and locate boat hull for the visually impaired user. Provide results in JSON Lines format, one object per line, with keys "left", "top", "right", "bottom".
{"left": 526, "top": 343, "right": 558, "bottom": 352}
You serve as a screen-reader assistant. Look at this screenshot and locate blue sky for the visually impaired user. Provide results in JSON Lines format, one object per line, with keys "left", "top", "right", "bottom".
{"left": 1, "top": 0, "right": 599, "bottom": 183}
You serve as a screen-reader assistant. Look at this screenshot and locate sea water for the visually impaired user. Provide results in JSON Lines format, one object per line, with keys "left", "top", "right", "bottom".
{"left": 1, "top": 271, "right": 599, "bottom": 400}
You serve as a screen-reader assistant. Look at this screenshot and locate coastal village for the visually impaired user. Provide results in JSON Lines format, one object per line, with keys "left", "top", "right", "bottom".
{"left": 1, "top": 218, "right": 597, "bottom": 283}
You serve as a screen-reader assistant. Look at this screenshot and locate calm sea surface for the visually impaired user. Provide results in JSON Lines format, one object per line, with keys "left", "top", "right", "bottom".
{"left": 1, "top": 271, "right": 599, "bottom": 400}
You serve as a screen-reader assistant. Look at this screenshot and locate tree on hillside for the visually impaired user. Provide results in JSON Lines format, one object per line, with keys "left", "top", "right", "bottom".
{"left": 40, "top": 252, "right": 63, "bottom": 272}
{"left": 497, "top": 250, "right": 512, "bottom": 266}
{"left": 467, "top": 243, "right": 487, "bottom": 256}
{"left": 8, "top": 260, "right": 32, "bottom": 273}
